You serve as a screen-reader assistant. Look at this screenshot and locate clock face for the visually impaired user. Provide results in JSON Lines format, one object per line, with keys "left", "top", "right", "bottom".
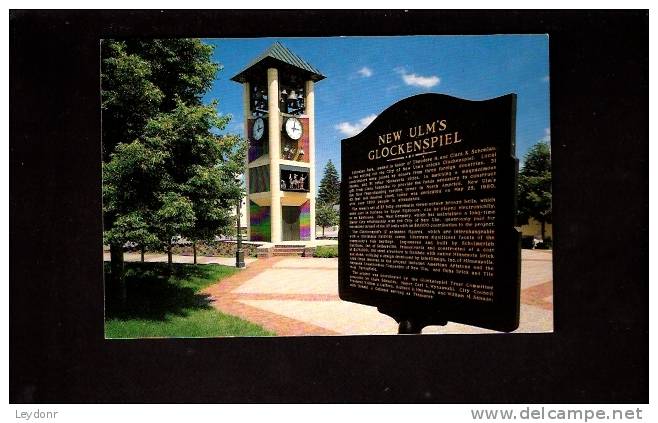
{"left": 285, "top": 117, "right": 303, "bottom": 140}
{"left": 252, "top": 117, "right": 265, "bottom": 141}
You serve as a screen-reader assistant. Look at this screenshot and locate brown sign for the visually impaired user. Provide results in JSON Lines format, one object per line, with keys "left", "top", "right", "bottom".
{"left": 338, "top": 93, "right": 521, "bottom": 332}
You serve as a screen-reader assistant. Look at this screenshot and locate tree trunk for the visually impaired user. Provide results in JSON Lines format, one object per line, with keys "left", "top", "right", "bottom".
{"left": 541, "top": 220, "right": 546, "bottom": 240}
{"left": 193, "top": 242, "right": 197, "bottom": 265}
{"left": 140, "top": 245, "right": 145, "bottom": 262}
{"left": 167, "top": 243, "right": 173, "bottom": 266}
{"left": 110, "top": 243, "right": 124, "bottom": 282}
{"left": 110, "top": 243, "right": 126, "bottom": 304}
{"left": 322, "top": 226, "right": 325, "bottom": 237}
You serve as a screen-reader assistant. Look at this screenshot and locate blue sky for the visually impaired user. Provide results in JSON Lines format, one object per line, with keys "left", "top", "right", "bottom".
{"left": 203, "top": 36, "right": 550, "bottom": 188}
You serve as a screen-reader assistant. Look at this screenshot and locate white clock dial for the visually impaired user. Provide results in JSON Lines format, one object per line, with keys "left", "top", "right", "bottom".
{"left": 252, "top": 117, "right": 265, "bottom": 141}
{"left": 285, "top": 117, "right": 303, "bottom": 141}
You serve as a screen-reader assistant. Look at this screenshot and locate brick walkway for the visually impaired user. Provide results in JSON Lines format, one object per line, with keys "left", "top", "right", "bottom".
{"left": 202, "top": 250, "right": 553, "bottom": 336}
{"left": 202, "top": 258, "right": 338, "bottom": 336}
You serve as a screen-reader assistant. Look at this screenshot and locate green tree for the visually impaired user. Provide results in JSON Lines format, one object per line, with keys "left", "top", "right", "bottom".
{"left": 103, "top": 139, "right": 167, "bottom": 279}
{"left": 102, "top": 39, "right": 243, "bottom": 278}
{"left": 316, "top": 204, "right": 339, "bottom": 237}
{"left": 517, "top": 141, "right": 552, "bottom": 239}
{"left": 144, "top": 102, "right": 246, "bottom": 265}
{"left": 317, "top": 159, "right": 341, "bottom": 206}
{"left": 101, "top": 39, "right": 217, "bottom": 161}
{"left": 188, "top": 132, "right": 247, "bottom": 264}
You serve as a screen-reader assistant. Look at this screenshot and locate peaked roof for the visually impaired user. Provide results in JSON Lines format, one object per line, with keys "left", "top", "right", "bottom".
{"left": 230, "top": 42, "right": 326, "bottom": 83}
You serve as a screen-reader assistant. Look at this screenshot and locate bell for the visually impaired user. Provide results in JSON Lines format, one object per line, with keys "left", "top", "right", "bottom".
{"left": 281, "top": 89, "right": 288, "bottom": 97}
{"left": 288, "top": 90, "right": 298, "bottom": 100}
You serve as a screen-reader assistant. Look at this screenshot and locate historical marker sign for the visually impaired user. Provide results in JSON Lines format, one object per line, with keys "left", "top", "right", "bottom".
{"left": 339, "top": 93, "right": 520, "bottom": 332}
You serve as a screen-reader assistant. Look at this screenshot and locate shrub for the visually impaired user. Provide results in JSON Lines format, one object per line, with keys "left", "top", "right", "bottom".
{"left": 536, "top": 237, "right": 552, "bottom": 250}
{"left": 521, "top": 235, "right": 535, "bottom": 249}
{"left": 314, "top": 245, "right": 338, "bottom": 258}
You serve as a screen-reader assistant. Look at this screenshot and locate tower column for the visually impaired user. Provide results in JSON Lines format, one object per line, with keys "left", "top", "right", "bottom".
{"left": 268, "top": 68, "right": 282, "bottom": 243}
{"left": 242, "top": 82, "right": 251, "bottom": 240}
{"left": 306, "top": 80, "right": 316, "bottom": 242}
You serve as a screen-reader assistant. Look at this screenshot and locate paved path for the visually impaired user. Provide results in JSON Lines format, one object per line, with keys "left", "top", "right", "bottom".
{"left": 202, "top": 250, "right": 553, "bottom": 336}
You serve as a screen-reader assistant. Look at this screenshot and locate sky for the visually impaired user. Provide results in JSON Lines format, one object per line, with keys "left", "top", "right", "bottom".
{"left": 202, "top": 36, "right": 550, "bottom": 189}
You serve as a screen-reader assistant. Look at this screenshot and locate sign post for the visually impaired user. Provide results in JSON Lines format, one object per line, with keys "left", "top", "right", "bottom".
{"left": 339, "top": 93, "right": 520, "bottom": 333}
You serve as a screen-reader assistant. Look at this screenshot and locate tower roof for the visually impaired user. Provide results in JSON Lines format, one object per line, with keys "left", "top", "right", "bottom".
{"left": 230, "top": 42, "right": 326, "bottom": 83}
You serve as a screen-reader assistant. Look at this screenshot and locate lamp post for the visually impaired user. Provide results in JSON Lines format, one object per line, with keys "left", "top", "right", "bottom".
{"left": 236, "top": 197, "right": 245, "bottom": 268}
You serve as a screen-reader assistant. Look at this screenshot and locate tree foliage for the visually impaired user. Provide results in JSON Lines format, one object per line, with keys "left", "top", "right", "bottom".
{"left": 316, "top": 204, "right": 339, "bottom": 236}
{"left": 517, "top": 141, "right": 552, "bottom": 238}
{"left": 101, "top": 39, "right": 218, "bottom": 161}
{"left": 317, "top": 159, "right": 341, "bottom": 206}
{"left": 102, "top": 39, "right": 246, "bottom": 263}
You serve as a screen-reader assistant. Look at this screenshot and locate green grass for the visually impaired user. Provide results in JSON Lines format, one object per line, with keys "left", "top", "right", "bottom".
{"left": 104, "top": 262, "right": 274, "bottom": 338}
{"left": 314, "top": 245, "right": 338, "bottom": 258}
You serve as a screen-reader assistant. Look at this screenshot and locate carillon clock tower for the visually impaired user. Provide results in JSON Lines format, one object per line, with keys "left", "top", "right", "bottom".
{"left": 231, "top": 42, "right": 325, "bottom": 242}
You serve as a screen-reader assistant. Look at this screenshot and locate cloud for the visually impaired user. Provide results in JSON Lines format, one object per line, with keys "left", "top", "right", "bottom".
{"left": 542, "top": 75, "right": 550, "bottom": 82}
{"left": 541, "top": 128, "right": 551, "bottom": 142}
{"left": 335, "top": 114, "right": 378, "bottom": 137}
{"left": 357, "top": 66, "right": 373, "bottom": 78}
{"left": 396, "top": 68, "right": 440, "bottom": 88}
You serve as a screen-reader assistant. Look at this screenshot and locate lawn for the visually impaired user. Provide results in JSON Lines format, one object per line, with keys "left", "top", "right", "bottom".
{"left": 105, "top": 262, "right": 274, "bottom": 338}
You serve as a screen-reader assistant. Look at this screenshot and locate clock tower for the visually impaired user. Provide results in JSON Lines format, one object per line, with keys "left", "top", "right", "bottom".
{"left": 231, "top": 42, "right": 325, "bottom": 243}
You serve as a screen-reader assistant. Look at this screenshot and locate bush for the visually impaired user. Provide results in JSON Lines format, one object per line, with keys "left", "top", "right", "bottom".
{"left": 536, "top": 237, "right": 552, "bottom": 250}
{"left": 314, "top": 245, "right": 338, "bottom": 258}
{"left": 521, "top": 235, "right": 535, "bottom": 249}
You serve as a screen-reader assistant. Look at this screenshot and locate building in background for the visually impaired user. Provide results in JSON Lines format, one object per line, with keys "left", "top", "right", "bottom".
{"left": 231, "top": 42, "right": 325, "bottom": 242}
{"left": 519, "top": 218, "right": 553, "bottom": 240}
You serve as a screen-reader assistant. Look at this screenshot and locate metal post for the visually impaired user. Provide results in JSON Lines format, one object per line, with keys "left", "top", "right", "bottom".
{"left": 377, "top": 306, "right": 447, "bottom": 335}
{"left": 236, "top": 198, "right": 245, "bottom": 268}
{"left": 398, "top": 319, "right": 423, "bottom": 334}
